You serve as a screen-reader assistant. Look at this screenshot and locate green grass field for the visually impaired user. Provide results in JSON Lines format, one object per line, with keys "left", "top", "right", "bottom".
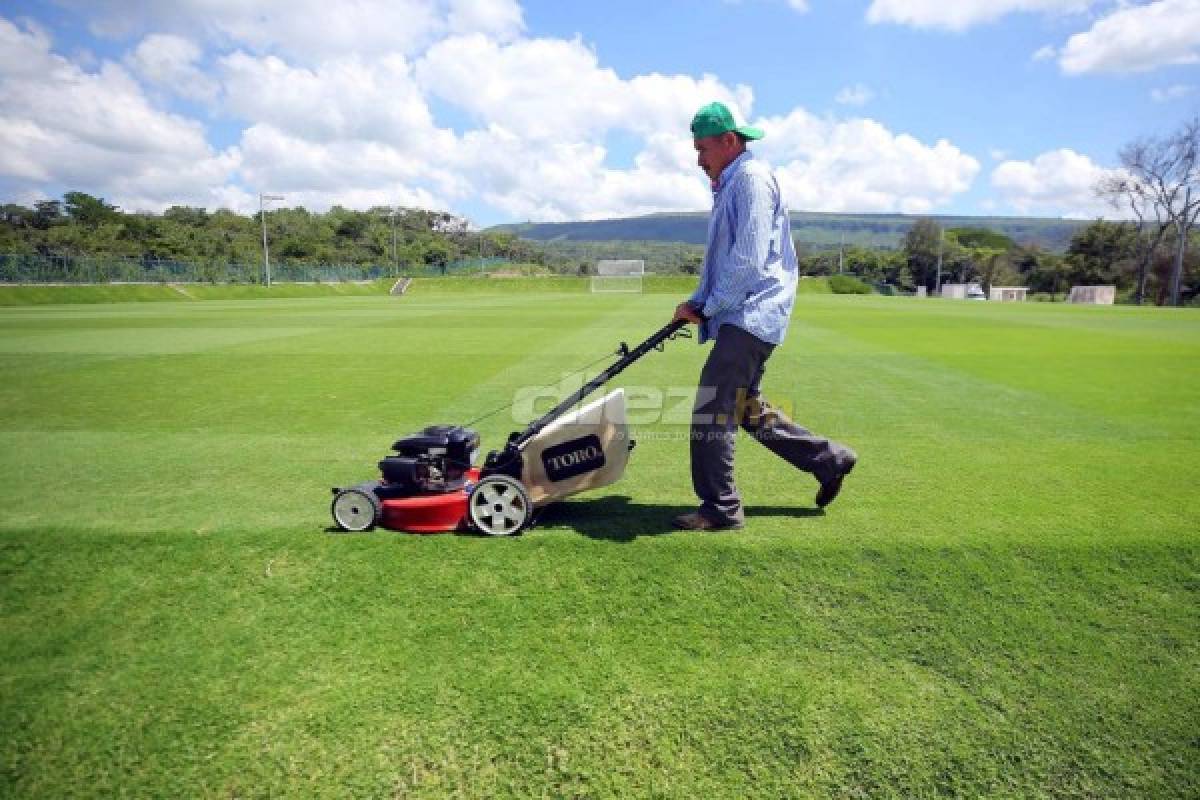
{"left": 1, "top": 283, "right": 1197, "bottom": 798}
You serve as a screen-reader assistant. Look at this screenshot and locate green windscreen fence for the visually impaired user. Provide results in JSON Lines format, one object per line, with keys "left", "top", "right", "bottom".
{"left": 0, "top": 253, "right": 513, "bottom": 283}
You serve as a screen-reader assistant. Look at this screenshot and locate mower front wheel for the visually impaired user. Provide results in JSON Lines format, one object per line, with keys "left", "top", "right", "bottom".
{"left": 467, "top": 475, "right": 532, "bottom": 536}
{"left": 331, "top": 481, "right": 383, "bottom": 532}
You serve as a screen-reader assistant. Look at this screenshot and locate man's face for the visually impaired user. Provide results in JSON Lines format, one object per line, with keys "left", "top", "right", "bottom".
{"left": 694, "top": 132, "right": 740, "bottom": 182}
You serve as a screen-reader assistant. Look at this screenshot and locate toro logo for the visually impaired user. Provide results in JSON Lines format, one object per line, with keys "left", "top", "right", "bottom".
{"left": 542, "top": 435, "right": 606, "bottom": 482}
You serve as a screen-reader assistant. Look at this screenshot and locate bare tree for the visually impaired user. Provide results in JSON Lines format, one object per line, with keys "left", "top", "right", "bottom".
{"left": 1098, "top": 115, "right": 1200, "bottom": 305}
{"left": 1097, "top": 170, "right": 1170, "bottom": 305}
{"left": 1168, "top": 117, "right": 1200, "bottom": 306}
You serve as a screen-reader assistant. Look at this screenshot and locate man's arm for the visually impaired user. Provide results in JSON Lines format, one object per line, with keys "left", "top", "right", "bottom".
{"left": 699, "top": 174, "right": 774, "bottom": 321}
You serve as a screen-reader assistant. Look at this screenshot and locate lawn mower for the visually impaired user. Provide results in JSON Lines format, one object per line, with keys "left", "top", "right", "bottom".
{"left": 330, "top": 319, "right": 690, "bottom": 536}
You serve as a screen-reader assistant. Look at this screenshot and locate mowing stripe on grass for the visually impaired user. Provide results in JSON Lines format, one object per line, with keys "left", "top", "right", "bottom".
{"left": 0, "top": 289, "right": 1196, "bottom": 797}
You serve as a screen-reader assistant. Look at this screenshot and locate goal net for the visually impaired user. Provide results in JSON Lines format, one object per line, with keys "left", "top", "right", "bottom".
{"left": 591, "top": 259, "right": 644, "bottom": 293}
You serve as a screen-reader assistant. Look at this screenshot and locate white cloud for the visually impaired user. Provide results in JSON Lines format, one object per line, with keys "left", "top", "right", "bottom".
{"left": 1151, "top": 84, "right": 1196, "bottom": 102}
{"left": 407, "top": 32, "right": 980, "bottom": 219}
{"left": 1060, "top": 0, "right": 1200, "bottom": 74}
{"left": 410, "top": 34, "right": 755, "bottom": 219}
{"left": 417, "top": 34, "right": 625, "bottom": 140}
{"left": 625, "top": 73, "right": 756, "bottom": 140}
{"left": 434, "top": 105, "right": 982, "bottom": 220}
{"left": 219, "top": 51, "right": 452, "bottom": 150}
{"left": 754, "top": 110, "right": 980, "bottom": 214}
{"left": 835, "top": 83, "right": 874, "bottom": 106}
{"left": 0, "top": 16, "right": 52, "bottom": 78}
{"left": 1032, "top": 44, "right": 1057, "bottom": 61}
{"left": 990, "top": 148, "right": 1118, "bottom": 217}
{"left": 446, "top": 0, "right": 525, "bottom": 40}
{"left": 449, "top": 125, "right": 709, "bottom": 221}
{"left": 64, "top": 0, "right": 523, "bottom": 61}
{"left": 0, "top": 6, "right": 987, "bottom": 222}
{"left": 866, "top": 0, "right": 1092, "bottom": 32}
{"left": 786, "top": 0, "right": 811, "bottom": 11}
{"left": 236, "top": 124, "right": 454, "bottom": 209}
{"left": 415, "top": 34, "right": 753, "bottom": 142}
{"left": 125, "top": 33, "right": 217, "bottom": 101}
{"left": 0, "top": 17, "right": 239, "bottom": 210}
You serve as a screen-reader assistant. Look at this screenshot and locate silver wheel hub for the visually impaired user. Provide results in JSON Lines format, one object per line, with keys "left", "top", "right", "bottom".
{"left": 469, "top": 477, "right": 529, "bottom": 536}
{"left": 333, "top": 490, "right": 377, "bottom": 531}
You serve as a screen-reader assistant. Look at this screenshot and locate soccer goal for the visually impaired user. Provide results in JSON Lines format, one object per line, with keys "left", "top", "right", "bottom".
{"left": 591, "top": 260, "right": 645, "bottom": 293}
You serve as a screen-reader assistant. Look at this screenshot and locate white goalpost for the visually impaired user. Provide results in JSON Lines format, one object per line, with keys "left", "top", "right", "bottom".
{"left": 591, "top": 259, "right": 645, "bottom": 293}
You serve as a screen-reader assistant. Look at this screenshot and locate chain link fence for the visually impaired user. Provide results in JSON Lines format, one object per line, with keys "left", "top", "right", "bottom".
{"left": 0, "top": 254, "right": 508, "bottom": 284}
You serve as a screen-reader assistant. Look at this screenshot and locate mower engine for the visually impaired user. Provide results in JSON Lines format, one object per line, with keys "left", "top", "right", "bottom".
{"left": 330, "top": 425, "right": 480, "bottom": 533}
{"left": 379, "top": 425, "right": 480, "bottom": 493}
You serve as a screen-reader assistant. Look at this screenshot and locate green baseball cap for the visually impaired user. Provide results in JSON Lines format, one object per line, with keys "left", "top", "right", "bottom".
{"left": 690, "top": 101, "right": 764, "bottom": 140}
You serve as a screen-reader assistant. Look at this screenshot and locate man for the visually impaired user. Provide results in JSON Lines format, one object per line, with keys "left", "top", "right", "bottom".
{"left": 670, "top": 101, "right": 857, "bottom": 531}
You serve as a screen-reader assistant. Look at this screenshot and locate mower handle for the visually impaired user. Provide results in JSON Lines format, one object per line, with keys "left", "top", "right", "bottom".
{"left": 512, "top": 318, "right": 690, "bottom": 448}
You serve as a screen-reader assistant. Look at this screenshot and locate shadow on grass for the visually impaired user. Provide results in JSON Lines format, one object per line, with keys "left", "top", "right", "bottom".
{"left": 321, "top": 497, "right": 825, "bottom": 541}
{"left": 533, "top": 495, "right": 825, "bottom": 542}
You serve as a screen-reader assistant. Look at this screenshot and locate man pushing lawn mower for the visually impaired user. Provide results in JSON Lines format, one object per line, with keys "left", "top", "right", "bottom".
{"left": 669, "top": 102, "right": 857, "bottom": 532}
{"left": 330, "top": 103, "right": 854, "bottom": 537}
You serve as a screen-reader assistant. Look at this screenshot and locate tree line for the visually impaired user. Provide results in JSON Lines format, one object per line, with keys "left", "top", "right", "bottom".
{"left": 793, "top": 217, "right": 1196, "bottom": 304}
{"left": 0, "top": 194, "right": 544, "bottom": 275}
{"left": 3, "top": 191, "right": 1194, "bottom": 302}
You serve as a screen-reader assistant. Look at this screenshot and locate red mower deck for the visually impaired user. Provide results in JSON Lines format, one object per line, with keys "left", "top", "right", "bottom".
{"left": 379, "top": 468, "right": 479, "bottom": 533}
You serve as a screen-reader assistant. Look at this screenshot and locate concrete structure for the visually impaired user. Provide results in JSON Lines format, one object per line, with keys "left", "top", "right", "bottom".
{"left": 941, "top": 283, "right": 985, "bottom": 300}
{"left": 592, "top": 259, "right": 644, "bottom": 293}
{"left": 1068, "top": 285, "right": 1116, "bottom": 305}
{"left": 989, "top": 286, "right": 1028, "bottom": 302}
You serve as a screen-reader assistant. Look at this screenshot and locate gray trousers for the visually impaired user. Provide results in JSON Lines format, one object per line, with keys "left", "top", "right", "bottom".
{"left": 691, "top": 324, "right": 853, "bottom": 525}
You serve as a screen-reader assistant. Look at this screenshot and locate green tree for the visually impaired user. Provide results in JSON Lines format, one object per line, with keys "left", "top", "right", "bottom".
{"left": 63, "top": 191, "right": 119, "bottom": 227}
{"left": 422, "top": 238, "right": 451, "bottom": 271}
{"left": 1064, "top": 220, "right": 1137, "bottom": 288}
{"left": 163, "top": 206, "right": 211, "bottom": 227}
{"left": 903, "top": 217, "right": 942, "bottom": 290}
{"left": 946, "top": 227, "right": 1016, "bottom": 250}
{"left": 680, "top": 252, "right": 703, "bottom": 275}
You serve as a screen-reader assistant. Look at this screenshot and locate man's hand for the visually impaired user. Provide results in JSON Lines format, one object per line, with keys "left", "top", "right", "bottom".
{"left": 672, "top": 301, "right": 703, "bottom": 325}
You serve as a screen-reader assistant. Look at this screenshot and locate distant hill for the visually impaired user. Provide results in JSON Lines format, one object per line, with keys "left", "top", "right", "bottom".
{"left": 494, "top": 211, "right": 1093, "bottom": 252}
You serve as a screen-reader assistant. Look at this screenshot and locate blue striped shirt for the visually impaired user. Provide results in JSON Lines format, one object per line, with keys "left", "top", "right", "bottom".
{"left": 688, "top": 150, "right": 798, "bottom": 346}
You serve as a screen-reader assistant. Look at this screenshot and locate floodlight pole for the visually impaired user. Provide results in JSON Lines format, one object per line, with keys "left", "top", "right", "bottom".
{"left": 259, "top": 193, "right": 284, "bottom": 287}
{"left": 390, "top": 208, "right": 398, "bottom": 277}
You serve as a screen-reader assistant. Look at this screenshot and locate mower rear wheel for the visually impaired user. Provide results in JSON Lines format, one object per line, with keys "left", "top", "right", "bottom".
{"left": 331, "top": 481, "right": 383, "bottom": 532}
{"left": 467, "top": 474, "right": 532, "bottom": 536}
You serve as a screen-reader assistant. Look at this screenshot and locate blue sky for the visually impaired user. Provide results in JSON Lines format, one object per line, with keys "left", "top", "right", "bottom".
{"left": 1, "top": 0, "right": 1198, "bottom": 224}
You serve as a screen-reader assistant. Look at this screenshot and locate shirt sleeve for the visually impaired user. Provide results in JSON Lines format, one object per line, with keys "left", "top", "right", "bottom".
{"left": 700, "top": 172, "right": 774, "bottom": 321}
{"left": 687, "top": 261, "right": 708, "bottom": 308}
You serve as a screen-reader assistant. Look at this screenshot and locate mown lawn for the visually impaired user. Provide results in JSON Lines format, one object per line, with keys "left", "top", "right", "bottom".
{"left": 0, "top": 284, "right": 1196, "bottom": 798}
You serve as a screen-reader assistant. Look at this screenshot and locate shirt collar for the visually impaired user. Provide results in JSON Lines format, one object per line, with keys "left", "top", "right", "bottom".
{"left": 715, "top": 150, "right": 753, "bottom": 192}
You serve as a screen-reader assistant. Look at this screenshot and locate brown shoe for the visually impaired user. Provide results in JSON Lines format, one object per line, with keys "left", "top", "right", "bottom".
{"left": 815, "top": 454, "right": 857, "bottom": 509}
{"left": 672, "top": 511, "right": 744, "bottom": 531}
